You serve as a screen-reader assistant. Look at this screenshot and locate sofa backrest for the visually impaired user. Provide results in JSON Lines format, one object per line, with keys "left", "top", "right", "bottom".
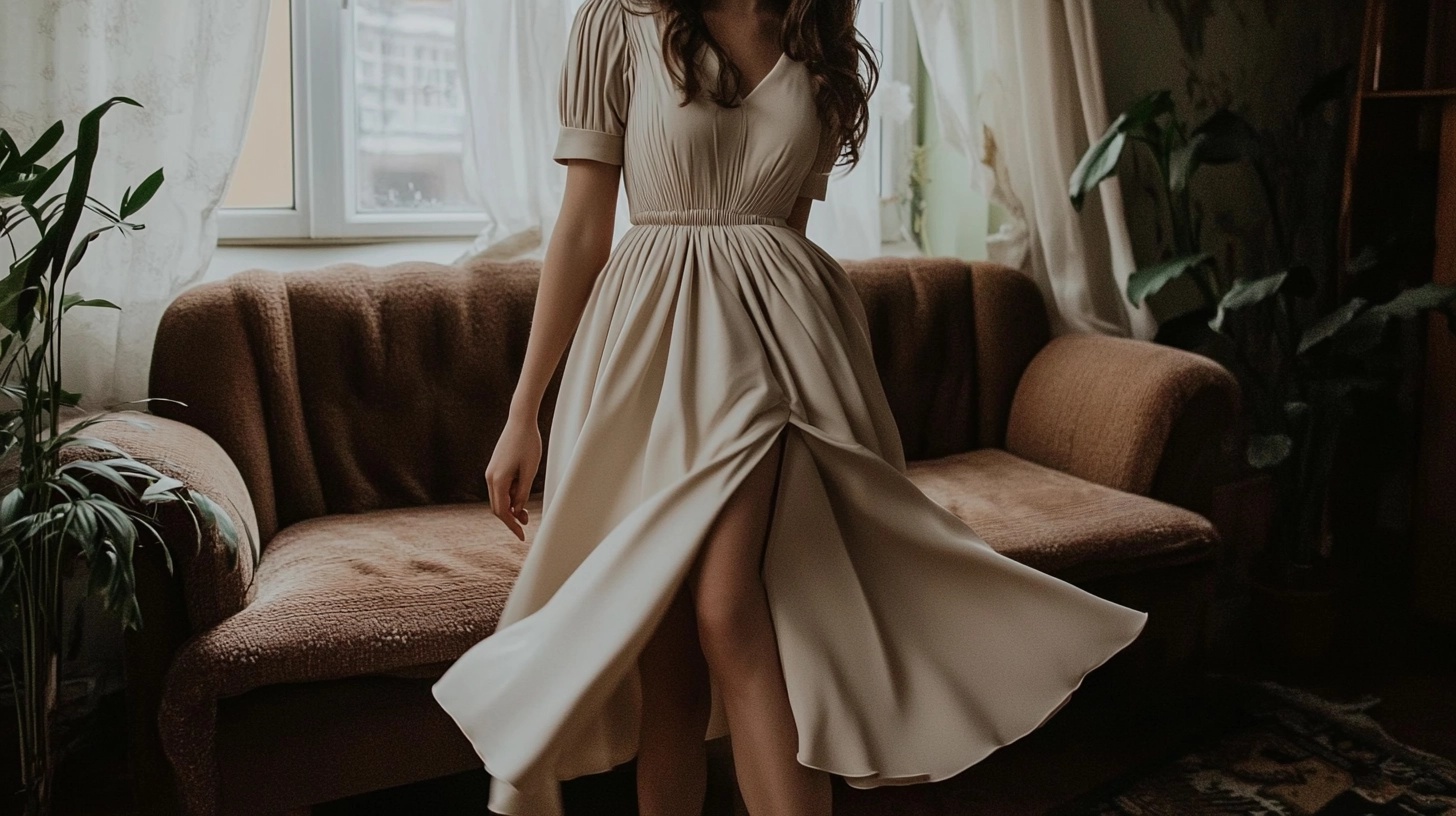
{"left": 149, "top": 256, "right": 1048, "bottom": 543}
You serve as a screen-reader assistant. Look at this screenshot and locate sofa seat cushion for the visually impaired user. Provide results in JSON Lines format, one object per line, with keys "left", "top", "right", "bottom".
{"left": 179, "top": 500, "right": 538, "bottom": 692}
{"left": 156, "top": 500, "right": 538, "bottom": 811}
{"left": 905, "top": 448, "right": 1218, "bottom": 582}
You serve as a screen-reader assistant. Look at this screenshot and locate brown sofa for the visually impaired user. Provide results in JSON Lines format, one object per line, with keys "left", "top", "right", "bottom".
{"left": 102, "top": 256, "right": 1238, "bottom": 815}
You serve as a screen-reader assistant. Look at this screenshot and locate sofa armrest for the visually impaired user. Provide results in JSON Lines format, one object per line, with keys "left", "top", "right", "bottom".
{"left": 59, "top": 411, "right": 261, "bottom": 633}
{"left": 1004, "top": 334, "right": 1240, "bottom": 515}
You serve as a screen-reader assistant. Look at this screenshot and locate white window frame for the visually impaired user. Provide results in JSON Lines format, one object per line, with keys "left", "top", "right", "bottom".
{"left": 873, "top": 0, "right": 919, "bottom": 247}
{"left": 220, "top": 0, "right": 918, "bottom": 244}
{"left": 221, "top": 0, "right": 488, "bottom": 241}
{"left": 218, "top": 0, "right": 310, "bottom": 241}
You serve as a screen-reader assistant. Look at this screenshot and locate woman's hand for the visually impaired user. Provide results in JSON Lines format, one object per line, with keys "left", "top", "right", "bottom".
{"left": 482, "top": 157, "right": 618, "bottom": 541}
{"left": 485, "top": 414, "right": 543, "bottom": 541}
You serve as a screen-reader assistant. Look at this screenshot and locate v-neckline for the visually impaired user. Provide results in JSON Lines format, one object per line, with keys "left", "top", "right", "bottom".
{"left": 735, "top": 50, "right": 788, "bottom": 103}
{"left": 649, "top": 11, "right": 789, "bottom": 104}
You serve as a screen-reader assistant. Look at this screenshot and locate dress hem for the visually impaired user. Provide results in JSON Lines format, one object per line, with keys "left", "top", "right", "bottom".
{"left": 800, "top": 607, "right": 1150, "bottom": 789}
{"left": 468, "top": 558, "right": 1149, "bottom": 810}
{"left": 471, "top": 607, "right": 1151, "bottom": 814}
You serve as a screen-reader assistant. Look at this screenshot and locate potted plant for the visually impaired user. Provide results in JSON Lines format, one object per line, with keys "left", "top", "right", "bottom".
{"left": 0, "top": 98, "right": 253, "bottom": 815}
{"left": 1069, "top": 86, "right": 1456, "bottom": 666}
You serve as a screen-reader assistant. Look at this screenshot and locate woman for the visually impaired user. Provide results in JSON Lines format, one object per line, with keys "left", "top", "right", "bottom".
{"left": 431, "top": 1, "right": 1151, "bottom": 814}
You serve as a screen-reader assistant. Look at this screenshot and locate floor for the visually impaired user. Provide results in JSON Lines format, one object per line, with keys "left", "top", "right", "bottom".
{"left": 47, "top": 596, "right": 1456, "bottom": 816}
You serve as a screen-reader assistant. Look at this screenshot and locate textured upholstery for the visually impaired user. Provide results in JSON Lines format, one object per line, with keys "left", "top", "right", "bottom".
{"left": 113, "top": 256, "right": 1235, "bottom": 815}
{"left": 62, "top": 414, "right": 261, "bottom": 632}
{"left": 156, "top": 502, "right": 535, "bottom": 811}
{"left": 905, "top": 449, "right": 1218, "bottom": 582}
{"left": 843, "top": 257, "right": 1049, "bottom": 459}
{"left": 149, "top": 258, "right": 1045, "bottom": 550}
{"left": 1005, "top": 333, "right": 1240, "bottom": 512}
{"left": 149, "top": 261, "right": 560, "bottom": 542}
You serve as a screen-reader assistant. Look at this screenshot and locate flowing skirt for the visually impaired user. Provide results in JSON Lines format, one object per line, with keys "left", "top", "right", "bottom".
{"left": 432, "top": 221, "right": 1150, "bottom": 816}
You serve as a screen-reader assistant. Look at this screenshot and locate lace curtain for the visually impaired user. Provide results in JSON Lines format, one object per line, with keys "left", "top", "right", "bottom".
{"left": 907, "top": 0, "right": 1155, "bottom": 339}
{"left": 455, "top": 0, "right": 884, "bottom": 263}
{"left": 0, "top": 0, "right": 271, "bottom": 407}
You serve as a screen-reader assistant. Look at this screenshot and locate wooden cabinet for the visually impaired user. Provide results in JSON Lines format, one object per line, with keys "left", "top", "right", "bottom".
{"left": 1339, "top": 0, "right": 1456, "bottom": 624}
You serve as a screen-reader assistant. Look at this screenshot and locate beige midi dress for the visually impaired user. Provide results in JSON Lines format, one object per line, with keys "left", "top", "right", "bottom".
{"left": 431, "top": 1, "right": 1151, "bottom": 813}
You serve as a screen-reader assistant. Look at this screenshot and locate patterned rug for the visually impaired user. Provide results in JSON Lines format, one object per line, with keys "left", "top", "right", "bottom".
{"left": 1053, "top": 674, "right": 1456, "bottom": 816}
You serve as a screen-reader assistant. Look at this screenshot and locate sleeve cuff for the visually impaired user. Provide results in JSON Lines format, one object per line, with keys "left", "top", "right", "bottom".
{"left": 797, "top": 171, "right": 830, "bottom": 201}
{"left": 554, "top": 126, "right": 625, "bottom": 166}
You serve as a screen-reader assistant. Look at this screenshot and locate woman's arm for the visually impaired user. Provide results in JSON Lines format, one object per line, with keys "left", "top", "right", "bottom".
{"left": 485, "top": 157, "right": 619, "bottom": 539}
{"left": 786, "top": 195, "right": 814, "bottom": 234}
{"left": 507, "top": 158, "right": 620, "bottom": 421}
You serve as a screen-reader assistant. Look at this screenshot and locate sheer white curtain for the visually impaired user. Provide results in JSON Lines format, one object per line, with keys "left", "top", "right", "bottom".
{"left": 0, "top": 0, "right": 272, "bottom": 406}
{"left": 908, "top": 0, "right": 1155, "bottom": 338}
{"left": 804, "top": 0, "right": 885, "bottom": 260}
{"left": 455, "top": 0, "right": 883, "bottom": 262}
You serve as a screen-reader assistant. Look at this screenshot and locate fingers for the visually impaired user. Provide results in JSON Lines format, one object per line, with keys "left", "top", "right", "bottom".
{"left": 511, "top": 476, "right": 531, "bottom": 528}
{"left": 486, "top": 467, "right": 526, "bottom": 541}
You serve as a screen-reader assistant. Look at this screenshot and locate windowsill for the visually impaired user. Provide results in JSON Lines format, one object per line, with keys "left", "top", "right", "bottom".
{"left": 208, "top": 237, "right": 923, "bottom": 284}
{"left": 217, "top": 234, "right": 482, "bottom": 248}
{"left": 204, "top": 239, "right": 475, "bottom": 287}
{"left": 878, "top": 238, "right": 924, "bottom": 258}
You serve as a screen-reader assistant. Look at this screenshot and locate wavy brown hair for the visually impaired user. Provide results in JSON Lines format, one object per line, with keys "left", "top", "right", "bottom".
{"left": 622, "top": 0, "right": 879, "bottom": 172}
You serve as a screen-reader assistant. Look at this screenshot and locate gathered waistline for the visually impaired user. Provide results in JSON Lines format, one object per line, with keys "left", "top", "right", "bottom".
{"left": 631, "top": 209, "right": 788, "bottom": 227}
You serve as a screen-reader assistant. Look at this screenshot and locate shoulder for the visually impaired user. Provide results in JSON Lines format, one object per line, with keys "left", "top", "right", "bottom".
{"left": 568, "top": 0, "right": 645, "bottom": 60}
{"left": 570, "top": 0, "right": 642, "bottom": 39}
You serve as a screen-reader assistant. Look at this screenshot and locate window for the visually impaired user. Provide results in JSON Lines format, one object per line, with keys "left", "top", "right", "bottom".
{"left": 222, "top": 0, "right": 484, "bottom": 240}
{"left": 220, "top": 0, "right": 918, "bottom": 246}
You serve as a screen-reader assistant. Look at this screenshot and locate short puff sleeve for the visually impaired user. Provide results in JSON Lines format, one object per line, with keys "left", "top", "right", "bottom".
{"left": 796, "top": 121, "right": 839, "bottom": 201}
{"left": 553, "top": 0, "right": 633, "bottom": 166}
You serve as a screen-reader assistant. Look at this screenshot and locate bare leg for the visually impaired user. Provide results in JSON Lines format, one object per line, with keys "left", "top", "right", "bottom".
{"left": 637, "top": 569, "right": 712, "bottom": 815}
{"left": 689, "top": 428, "right": 832, "bottom": 816}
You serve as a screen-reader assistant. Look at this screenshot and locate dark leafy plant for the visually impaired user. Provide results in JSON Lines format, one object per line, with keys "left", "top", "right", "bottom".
{"left": 1070, "top": 83, "right": 1456, "bottom": 586}
{"left": 0, "top": 98, "right": 255, "bottom": 816}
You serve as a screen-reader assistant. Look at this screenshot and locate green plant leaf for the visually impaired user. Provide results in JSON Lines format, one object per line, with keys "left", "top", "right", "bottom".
{"left": 67, "top": 501, "right": 99, "bottom": 545}
{"left": 60, "top": 459, "right": 140, "bottom": 496}
{"left": 1128, "top": 252, "right": 1212, "bottom": 306}
{"left": 1124, "top": 89, "right": 1177, "bottom": 125}
{"left": 20, "top": 97, "right": 139, "bottom": 325}
{"left": 57, "top": 434, "right": 127, "bottom": 457}
{"left": 63, "top": 225, "right": 118, "bottom": 277}
{"left": 1333, "top": 283, "right": 1456, "bottom": 355}
{"left": 1, "top": 178, "right": 36, "bottom": 198}
{"left": 1298, "top": 298, "right": 1366, "bottom": 355}
{"left": 1069, "top": 130, "right": 1126, "bottom": 212}
{"left": 140, "top": 475, "right": 186, "bottom": 503}
{"left": 119, "top": 168, "right": 164, "bottom": 219}
{"left": 61, "top": 296, "right": 120, "bottom": 313}
{"left": 14, "top": 121, "right": 65, "bottom": 168}
{"left": 1367, "top": 282, "right": 1456, "bottom": 319}
{"left": 35, "top": 388, "right": 83, "bottom": 407}
{"left": 1069, "top": 90, "right": 1174, "bottom": 211}
{"left": 0, "top": 487, "right": 24, "bottom": 531}
{"left": 19, "top": 152, "right": 75, "bottom": 206}
{"left": 0, "top": 131, "right": 19, "bottom": 177}
{"left": 1168, "top": 134, "right": 1203, "bottom": 194}
{"left": 1209, "top": 271, "right": 1288, "bottom": 330}
{"left": 1247, "top": 434, "right": 1293, "bottom": 469}
{"left": 0, "top": 258, "right": 33, "bottom": 330}
{"left": 189, "top": 487, "right": 242, "bottom": 555}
